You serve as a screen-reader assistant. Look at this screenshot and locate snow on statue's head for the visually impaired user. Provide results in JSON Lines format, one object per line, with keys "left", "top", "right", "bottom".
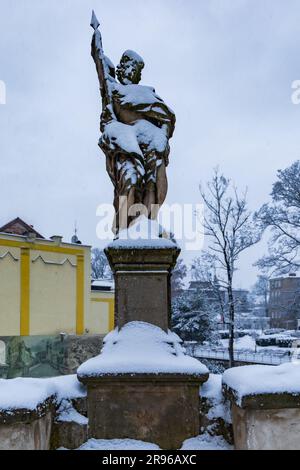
{"left": 117, "top": 50, "right": 145, "bottom": 85}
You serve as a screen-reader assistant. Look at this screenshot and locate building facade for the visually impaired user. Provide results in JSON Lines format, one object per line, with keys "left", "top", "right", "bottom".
{"left": 269, "top": 274, "right": 300, "bottom": 329}
{"left": 0, "top": 218, "right": 114, "bottom": 337}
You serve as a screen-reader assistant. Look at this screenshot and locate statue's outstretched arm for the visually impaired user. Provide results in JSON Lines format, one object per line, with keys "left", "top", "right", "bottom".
{"left": 90, "top": 11, "right": 116, "bottom": 119}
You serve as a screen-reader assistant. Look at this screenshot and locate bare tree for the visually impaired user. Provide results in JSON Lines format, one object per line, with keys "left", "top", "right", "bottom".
{"left": 191, "top": 254, "right": 226, "bottom": 325}
{"left": 252, "top": 274, "right": 270, "bottom": 315}
{"left": 171, "top": 258, "right": 187, "bottom": 297}
{"left": 256, "top": 160, "right": 300, "bottom": 275}
{"left": 91, "top": 248, "right": 111, "bottom": 280}
{"left": 200, "top": 170, "right": 262, "bottom": 367}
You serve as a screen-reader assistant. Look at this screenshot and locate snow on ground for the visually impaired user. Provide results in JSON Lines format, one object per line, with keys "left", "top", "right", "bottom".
{"left": 220, "top": 335, "right": 292, "bottom": 353}
{"left": 220, "top": 335, "right": 256, "bottom": 350}
{"left": 223, "top": 362, "right": 300, "bottom": 405}
{"left": 77, "top": 435, "right": 232, "bottom": 451}
{"left": 201, "top": 374, "right": 231, "bottom": 423}
{"left": 56, "top": 399, "right": 88, "bottom": 425}
{"left": 77, "top": 321, "right": 208, "bottom": 378}
{"left": 0, "top": 374, "right": 86, "bottom": 413}
{"left": 78, "top": 439, "right": 160, "bottom": 451}
{"left": 181, "top": 433, "right": 233, "bottom": 450}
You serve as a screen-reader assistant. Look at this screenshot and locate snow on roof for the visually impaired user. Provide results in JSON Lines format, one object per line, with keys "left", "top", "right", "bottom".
{"left": 258, "top": 332, "right": 298, "bottom": 340}
{"left": 107, "top": 216, "right": 177, "bottom": 250}
{"left": 91, "top": 279, "right": 115, "bottom": 289}
{"left": 223, "top": 363, "right": 300, "bottom": 405}
{"left": 0, "top": 374, "right": 86, "bottom": 413}
{"left": 77, "top": 321, "right": 208, "bottom": 378}
{"left": 270, "top": 273, "right": 300, "bottom": 280}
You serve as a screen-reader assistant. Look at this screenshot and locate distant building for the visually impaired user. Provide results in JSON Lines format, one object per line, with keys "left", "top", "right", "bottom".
{"left": 268, "top": 274, "right": 300, "bottom": 329}
{"left": 188, "top": 280, "right": 226, "bottom": 304}
{"left": 232, "top": 289, "right": 251, "bottom": 313}
{"left": 0, "top": 217, "right": 44, "bottom": 239}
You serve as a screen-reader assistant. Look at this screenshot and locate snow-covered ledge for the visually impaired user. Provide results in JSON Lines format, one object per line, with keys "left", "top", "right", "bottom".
{"left": 223, "top": 363, "right": 300, "bottom": 450}
{"left": 0, "top": 375, "right": 87, "bottom": 450}
{"left": 77, "top": 322, "right": 208, "bottom": 378}
{"left": 78, "top": 322, "right": 209, "bottom": 449}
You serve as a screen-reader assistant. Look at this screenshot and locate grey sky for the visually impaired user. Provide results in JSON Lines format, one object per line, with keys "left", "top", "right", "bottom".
{"left": 0, "top": 0, "right": 299, "bottom": 288}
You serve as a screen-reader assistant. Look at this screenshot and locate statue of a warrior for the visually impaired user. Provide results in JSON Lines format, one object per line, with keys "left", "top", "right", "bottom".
{"left": 90, "top": 12, "right": 176, "bottom": 234}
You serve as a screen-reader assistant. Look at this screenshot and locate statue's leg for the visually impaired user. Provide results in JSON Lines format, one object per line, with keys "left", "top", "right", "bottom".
{"left": 143, "top": 151, "right": 166, "bottom": 219}
{"left": 156, "top": 161, "right": 168, "bottom": 207}
{"left": 114, "top": 155, "right": 143, "bottom": 232}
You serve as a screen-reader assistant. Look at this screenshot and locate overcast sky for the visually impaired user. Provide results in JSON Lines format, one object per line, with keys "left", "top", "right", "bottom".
{"left": 0, "top": 0, "right": 300, "bottom": 288}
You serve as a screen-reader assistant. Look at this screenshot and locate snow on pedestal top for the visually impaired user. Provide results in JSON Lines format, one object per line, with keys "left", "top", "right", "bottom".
{"left": 107, "top": 216, "right": 177, "bottom": 250}
{"left": 77, "top": 321, "right": 208, "bottom": 378}
{"left": 223, "top": 362, "right": 300, "bottom": 406}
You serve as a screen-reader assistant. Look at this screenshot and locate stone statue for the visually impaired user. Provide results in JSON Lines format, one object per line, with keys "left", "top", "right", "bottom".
{"left": 90, "top": 11, "right": 176, "bottom": 234}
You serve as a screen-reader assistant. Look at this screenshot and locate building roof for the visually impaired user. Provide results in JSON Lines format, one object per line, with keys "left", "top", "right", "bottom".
{"left": 270, "top": 273, "right": 300, "bottom": 281}
{"left": 0, "top": 217, "right": 44, "bottom": 239}
{"left": 91, "top": 279, "right": 115, "bottom": 292}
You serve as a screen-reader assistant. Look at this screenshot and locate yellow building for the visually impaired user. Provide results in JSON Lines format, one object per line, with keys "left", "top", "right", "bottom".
{"left": 0, "top": 218, "right": 114, "bottom": 337}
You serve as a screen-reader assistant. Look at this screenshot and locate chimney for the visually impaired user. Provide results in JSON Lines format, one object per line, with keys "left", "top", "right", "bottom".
{"left": 50, "top": 235, "right": 63, "bottom": 246}
{"left": 26, "top": 232, "right": 37, "bottom": 243}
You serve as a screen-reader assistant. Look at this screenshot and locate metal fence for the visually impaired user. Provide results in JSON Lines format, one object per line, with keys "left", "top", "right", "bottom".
{"left": 186, "top": 345, "right": 296, "bottom": 365}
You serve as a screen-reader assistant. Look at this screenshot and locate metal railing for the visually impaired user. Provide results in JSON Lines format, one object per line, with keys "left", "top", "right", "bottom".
{"left": 185, "top": 344, "right": 295, "bottom": 365}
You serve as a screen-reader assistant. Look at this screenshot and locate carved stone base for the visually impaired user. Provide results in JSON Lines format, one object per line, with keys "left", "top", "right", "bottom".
{"left": 80, "top": 373, "right": 208, "bottom": 450}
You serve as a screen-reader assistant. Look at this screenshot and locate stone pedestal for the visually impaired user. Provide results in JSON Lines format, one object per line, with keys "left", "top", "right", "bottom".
{"left": 105, "top": 244, "right": 180, "bottom": 331}
{"left": 0, "top": 398, "right": 53, "bottom": 450}
{"left": 78, "top": 243, "right": 209, "bottom": 449}
{"left": 224, "top": 386, "right": 300, "bottom": 450}
{"left": 80, "top": 373, "right": 208, "bottom": 450}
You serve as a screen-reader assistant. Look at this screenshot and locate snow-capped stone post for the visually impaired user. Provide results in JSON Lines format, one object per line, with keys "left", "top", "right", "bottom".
{"left": 105, "top": 219, "right": 180, "bottom": 331}
{"left": 223, "top": 363, "right": 300, "bottom": 450}
{"left": 77, "top": 13, "right": 209, "bottom": 450}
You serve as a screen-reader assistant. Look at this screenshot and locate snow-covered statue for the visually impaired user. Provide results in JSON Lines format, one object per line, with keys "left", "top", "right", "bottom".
{"left": 90, "top": 12, "right": 176, "bottom": 234}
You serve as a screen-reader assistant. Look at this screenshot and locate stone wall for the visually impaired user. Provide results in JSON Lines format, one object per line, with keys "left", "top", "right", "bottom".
{"left": 231, "top": 403, "right": 300, "bottom": 450}
{"left": 0, "top": 334, "right": 104, "bottom": 379}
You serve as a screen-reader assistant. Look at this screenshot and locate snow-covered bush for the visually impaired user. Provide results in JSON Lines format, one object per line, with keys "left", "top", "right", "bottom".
{"left": 172, "top": 290, "right": 219, "bottom": 344}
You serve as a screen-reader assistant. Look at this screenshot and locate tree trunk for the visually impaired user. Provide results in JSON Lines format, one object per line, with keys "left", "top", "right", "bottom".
{"left": 227, "top": 283, "right": 235, "bottom": 368}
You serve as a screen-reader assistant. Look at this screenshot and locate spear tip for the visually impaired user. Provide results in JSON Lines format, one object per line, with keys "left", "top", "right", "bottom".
{"left": 90, "top": 10, "right": 100, "bottom": 30}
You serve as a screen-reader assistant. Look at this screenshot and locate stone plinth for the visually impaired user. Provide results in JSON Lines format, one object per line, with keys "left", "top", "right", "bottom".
{"left": 0, "top": 398, "right": 53, "bottom": 450}
{"left": 80, "top": 372, "right": 208, "bottom": 450}
{"left": 105, "top": 244, "right": 180, "bottom": 331}
{"left": 224, "top": 384, "right": 300, "bottom": 450}
{"left": 78, "top": 241, "right": 209, "bottom": 449}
